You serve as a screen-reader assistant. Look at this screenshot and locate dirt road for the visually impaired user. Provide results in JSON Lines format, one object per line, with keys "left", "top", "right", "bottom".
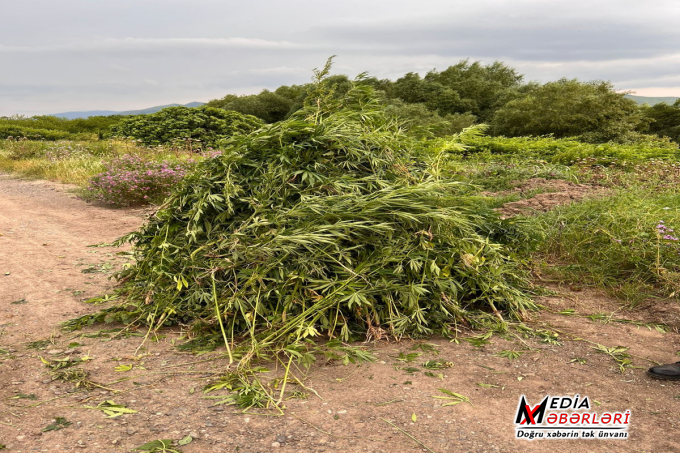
{"left": 0, "top": 174, "right": 678, "bottom": 453}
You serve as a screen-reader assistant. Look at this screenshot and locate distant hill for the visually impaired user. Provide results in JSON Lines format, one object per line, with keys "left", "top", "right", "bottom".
{"left": 51, "top": 102, "right": 205, "bottom": 119}
{"left": 50, "top": 110, "right": 120, "bottom": 120}
{"left": 625, "top": 95, "right": 678, "bottom": 106}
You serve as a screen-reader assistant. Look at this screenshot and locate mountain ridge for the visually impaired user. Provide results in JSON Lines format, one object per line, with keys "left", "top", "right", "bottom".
{"left": 625, "top": 95, "right": 678, "bottom": 106}
{"left": 51, "top": 102, "right": 205, "bottom": 119}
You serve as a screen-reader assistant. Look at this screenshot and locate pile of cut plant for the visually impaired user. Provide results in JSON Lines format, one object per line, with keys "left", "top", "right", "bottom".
{"left": 66, "top": 65, "right": 536, "bottom": 409}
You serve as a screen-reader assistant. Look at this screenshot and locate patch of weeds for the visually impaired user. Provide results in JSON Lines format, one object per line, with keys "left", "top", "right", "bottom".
{"left": 11, "top": 298, "right": 27, "bottom": 304}
{"left": 42, "top": 417, "right": 72, "bottom": 432}
{"left": 432, "top": 389, "right": 473, "bottom": 407}
{"left": 133, "top": 439, "right": 183, "bottom": 453}
{"left": 529, "top": 191, "right": 680, "bottom": 300}
{"left": 496, "top": 350, "right": 524, "bottom": 360}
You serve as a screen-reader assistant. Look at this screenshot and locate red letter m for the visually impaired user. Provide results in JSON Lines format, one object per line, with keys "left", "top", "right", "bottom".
{"left": 515, "top": 396, "right": 548, "bottom": 425}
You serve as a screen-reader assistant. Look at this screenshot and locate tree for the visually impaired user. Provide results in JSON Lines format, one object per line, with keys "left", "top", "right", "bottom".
{"left": 645, "top": 100, "right": 680, "bottom": 143}
{"left": 213, "top": 90, "right": 295, "bottom": 123}
{"left": 490, "top": 79, "right": 645, "bottom": 142}
{"left": 424, "top": 60, "right": 524, "bottom": 121}
{"left": 385, "top": 101, "right": 476, "bottom": 137}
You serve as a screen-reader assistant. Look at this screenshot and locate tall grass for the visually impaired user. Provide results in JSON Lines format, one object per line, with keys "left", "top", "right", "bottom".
{"left": 530, "top": 189, "right": 680, "bottom": 304}
{"left": 0, "top": 139, "right": 197, "bottom": 186}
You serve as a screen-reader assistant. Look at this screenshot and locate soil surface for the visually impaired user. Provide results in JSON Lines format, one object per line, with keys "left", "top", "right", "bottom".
{"left": 492, "top": 178, "right": 609, "bottom": 218}
{"left": 1, "top": 174, "right": 679, "bottom": 453}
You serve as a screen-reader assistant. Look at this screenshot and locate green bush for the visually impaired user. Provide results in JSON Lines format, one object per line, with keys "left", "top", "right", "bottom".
{"left": 0, "top": 125, "right": 71, "bottom": 141}
{"left": 110, "top": 106, "right": 264, "bottom": 147}
{"left": 0, "top": 115, "right": 123, "bottom": 140}
{"left": 460, "top": 135, "right": 680, "bottom": 164}
{"left": 490, "top": 79, "right": 645, "bottom": 142}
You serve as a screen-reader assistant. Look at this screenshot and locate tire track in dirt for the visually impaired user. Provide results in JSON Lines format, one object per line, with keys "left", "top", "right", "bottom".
{"left": 0, "top": 174, "right": 146, "bottom": 341}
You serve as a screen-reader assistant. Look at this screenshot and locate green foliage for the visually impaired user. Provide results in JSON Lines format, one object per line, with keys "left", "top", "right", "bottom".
{"left": 385, "top": 101, "right": 477, "bottom": 137}
{"left": 0, "top": 124, "right": 71, "bottom": 141}
{"left": 460, "top": 135, "right": 680, "bottom": 164}
{"left": 206, "top": 76, "right": 354, "bottom": 123}
{"left": 110, "top": 106, "right": 263, "bottom": 146}
{"left": 390, "top": 60, "right": 522, "bottom": 121}
{"left": 73, "top": 68, "right": 534, "bottom": 385}
{"left": 423, "top": 60, "right": 524, "bottom": 121}
{"left": 491, "top": 79, "right": 645, "bottom": 142}
{"left": 644, "top": 99, "right": 680, "bottom": 143}
{"left": 0, "top": 115, "right": 123, "bottom": 140}
{"left": 207, "top": 89, "right": 298, "bottom": 123}
{"left": 530, "top": 189, "right": 680, "bottom": 301}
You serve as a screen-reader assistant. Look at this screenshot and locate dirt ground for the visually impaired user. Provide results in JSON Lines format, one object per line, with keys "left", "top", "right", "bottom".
{"left": 0, "top": 174, "right": 679, "bottom": 453}
{"left": 491, "top": 178, "right": 609, "bottom": 218}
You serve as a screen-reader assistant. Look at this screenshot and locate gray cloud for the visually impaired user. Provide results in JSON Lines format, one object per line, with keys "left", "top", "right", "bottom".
{"left": 1, "top": 0, "right": 679, "bottom": 116}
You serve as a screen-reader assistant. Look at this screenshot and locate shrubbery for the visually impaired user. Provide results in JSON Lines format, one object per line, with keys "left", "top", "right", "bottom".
{"left": 0, "top": 125, "right": 71, "bottom": 141}
{"left": 490, "top": 79, "right": 645, "bottom": 142}
{"left": 110, "top": 106, "right": 263, "bottom": 147}
{"left": 460, "top": 135, "right": 680, "bottom": 164}
{"left": 86, "top": 154, "right": 191, "bottom": 206}
{"left": 0, "top": 115, "right": 123, "bottom": 140}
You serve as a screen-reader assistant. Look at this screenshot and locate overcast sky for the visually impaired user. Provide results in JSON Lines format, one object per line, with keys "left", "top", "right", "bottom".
{"left": 2, "top": 0, "right": 679, "bottom": 116}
